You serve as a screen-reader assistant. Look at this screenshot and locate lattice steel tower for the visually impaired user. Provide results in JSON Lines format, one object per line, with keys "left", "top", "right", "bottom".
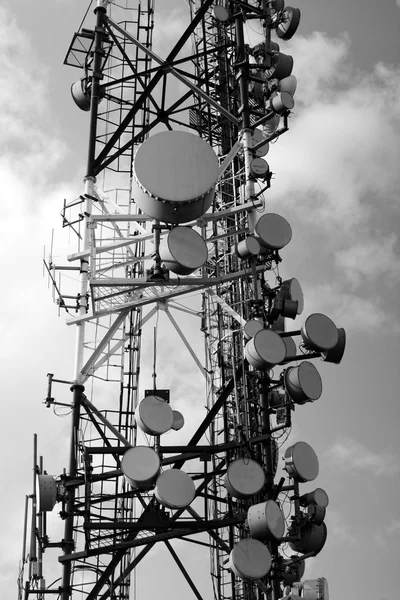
{"left": 19, "top": 2, "right": 345, "bottom": 600}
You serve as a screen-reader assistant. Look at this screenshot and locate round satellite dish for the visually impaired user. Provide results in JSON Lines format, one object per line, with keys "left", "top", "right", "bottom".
{"left": 269, "top": 52, "right": 294, "bottom": 81}
{"left": 244, "top": 318, "right": 264, "bottom": 340}
{"left": 250, "top": 157, "right": 270, "bottom": 178}
{"left": 135, "top": 395, "right": 174, "bottom": 435}
{"left": 37, "top": 475, "right": 57, "bottom": 512}
{"left": 250, "top": 128, "right": 270, "bottom": 157}
{"left": 71, "top": 78, "right": 91, "bottom": 111}
{"left": 289, "top": 522, "right": 327, "bottom": 555}
{"left": 263, "top": 114, "right": 280, "bottom": 136}
{"left": 321, "top": 327, "right": 346, "bottom": 364}
{"left": 213, "top": 4, "right": 229, "bottom": 21}
{"left": 282, "top": 335, "right": 297, "bottom": 362}
{"left": 284, "top": 441, "right": 319, "bottom": 482}
{"left": 254, "top": 213, "right": 292, "bottom": 250}
{"left": 299, "top": 488, "right": 329, "bottom": 508}
{"left": 237, "top": 236, "right": 261, "bottom": 259}
{"left": 282, "top": 559, "right": 306, "bottom": 586}
{"left": 280, "top": 75, "right": 297, "bottom": 96}
{"left": 224, "top": 458, "right": 266, "bottom": 499}
{"left": 133, "top": 131, "right": 218, "bottom": 224}
{"left": 284, "top": 361, "right": 323, "bottom": 404}
{"left": 245, "top": 329, "right": 287, "bottom": 370}
{"left": 247, "top": 500, "right": 285, "bottom": 541}
{"left": 155, "top": 469, "right": 195, "bottom": 509}
{"left": 171, "top": 410, "right": 185, "bottom": 431}
{"left": 270, "top": 91, "right": 294, "bottom": 114}
{"left": 280, "top": 278, "right": 304, "bottom": 315}
{"left": 121, "top": 446, "right": 160, "bottom": 489}
{"left": 301, "top": 314, "right": 339, "bottom": 352}
{"left": 277, "top": 7, "right": 301, "bottom": 41}
{"left": 159, "top": 227, "right": 208, "bottom": 275}
{"left": 302, "top": 577, "right": 329, "bottom": 600}
{"left": 229, "top": 539, "right": 271, "bottom": 580}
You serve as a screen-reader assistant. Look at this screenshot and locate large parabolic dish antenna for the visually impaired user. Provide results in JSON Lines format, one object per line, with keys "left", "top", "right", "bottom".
{"left": 132, "top": 131, "right": 219, "bottom": 224}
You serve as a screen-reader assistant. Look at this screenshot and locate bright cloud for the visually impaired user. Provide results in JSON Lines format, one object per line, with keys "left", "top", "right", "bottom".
{"left": 325, "top": 436, "right": 400, "bottom": 476}
{"left": 263, "top": 31, "right": 400, "bottom": 331}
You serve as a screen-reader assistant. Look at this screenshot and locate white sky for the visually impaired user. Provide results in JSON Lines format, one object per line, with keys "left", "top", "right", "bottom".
{"left": 1, "top": 1, "right": 400, "bottom": 599}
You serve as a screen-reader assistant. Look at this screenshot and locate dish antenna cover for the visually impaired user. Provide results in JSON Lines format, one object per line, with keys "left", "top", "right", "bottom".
{"left": 135, "top": 395, "right": 174, "bottom": 435}
{"left": 321, "top": 327, "right": 346, "bottom": 364}
{"left": 133, "top": 131, "right": 218, "bottom": 224}
{"left": 159, "top": 227, "right": 208, "bottom": 275}
{"left": 225, "top": 458, "right": 266, "bottom": 499}
{"left": 247, "top": 500, "right": 285, "bottom": 541}
{"left": 284, "top": 441, "right": 319, "bottom": 482}
{"left": 245, "top": 329, "right": 287, "bottom": 370}
{"left": 71, "top": 78, "right": 91, "bottom": 111}
{"left": 37, "top": 475, "right": 57, "bottom": 512}
{"left": 121, "top": 446, "right": 160, "bottom": 489}
{"left": 171, "top": 410, "right": 185, "bottom": 431}
{"left": 300, "top": 488, "right": 329, "bottom": 508}
{"left": 301, "top": 314, "right": 339, "bottom": 352}
{"left": 284, "top": 361, "right": 323, "bottom": 404}
{"left": 254, "top": 213, "right": 292, "bottom": 250}
{"left": 229, "top": 539, "right": 272, "bottom": 580}
{"left": 155, "top": 469, "right": 195, "bottom": 508}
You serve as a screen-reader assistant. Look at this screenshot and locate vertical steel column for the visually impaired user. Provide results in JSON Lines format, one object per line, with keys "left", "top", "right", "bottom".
{"left": 61, "top": 4, "right": 108, "bottom": 598}
{"left": 61, "top": 384, "right": 83, "bottom": 600}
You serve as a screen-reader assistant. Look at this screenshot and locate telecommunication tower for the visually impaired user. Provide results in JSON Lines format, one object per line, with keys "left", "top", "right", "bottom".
{"left": 18, "top": 1, "right": 345, "bottom": 600}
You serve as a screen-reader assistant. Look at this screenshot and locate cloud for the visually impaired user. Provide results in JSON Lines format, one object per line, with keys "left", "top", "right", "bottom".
{"left": 325, "top": 509, "right": 359, "bottom": 547}
{"left": 334, "top": 234, "right": 400, "bottom": 288}
{"left": 325, "top": 436, "right": 400, "bottom": 476}
{"left": 261, "top": 31, "right": 400, "bottom": 330}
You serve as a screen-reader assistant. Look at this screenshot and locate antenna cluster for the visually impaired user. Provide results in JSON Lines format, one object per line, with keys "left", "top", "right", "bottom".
{"left": 20, "top": 2, "right": 344, "bottom": 600}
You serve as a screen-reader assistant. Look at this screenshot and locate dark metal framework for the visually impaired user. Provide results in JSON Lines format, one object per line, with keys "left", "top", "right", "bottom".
{"left": 18, "top": 2, "right": 327, "bottom": 600}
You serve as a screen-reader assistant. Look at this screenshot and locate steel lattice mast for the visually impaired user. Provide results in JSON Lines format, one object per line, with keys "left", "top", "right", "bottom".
{"left": 19, "top": 2, "right": 344, "bottom": 600}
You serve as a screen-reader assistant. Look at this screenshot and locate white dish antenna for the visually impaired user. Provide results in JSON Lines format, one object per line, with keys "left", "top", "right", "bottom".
{"left": 229, "top": 539, "right": 272, "bottom": 580}
{"left": 224, "top": 458, "right": 266, "bottom": 499}
{"left": 301, "top": 314, "right": 339, "bottom": 352}
{"left": 133, "top": 131, "right": 218, "bottom": 224}
{"left": 121, "top": 446, "right": 160, "bottom": 489}
{"left": 245, "top": 329, "right": 287, "bottom": 370}
{"left": 171, "top": 410, "right": 185, "bottom": 431}
{"left": 284, "top": 361, "right": 323, "bottom": 404}
{"left": 237, "top": 236, "right": 261, "bottom": 259}
{"left": 284, "top": 441, "right": 319, "bottom": 482}
{"left": 300, "top": 488, "right": 329, "bottom": 508}
{"left": 247, "top": 500, "right": 285, "bottom": 541}
{"left": 135, "top": 395, "right": 174, "bottom": 436}
{"left": 254, "top": 213, "right": 292, "bottom": 250}
{"left": 160, "top": 226, "right": 208, "bottom": 275}
{"left": 155, "top": 469, "right": 195, "bottom": 509}
{"left": 244, "top": 318, "right": 264, "bottom": 340}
